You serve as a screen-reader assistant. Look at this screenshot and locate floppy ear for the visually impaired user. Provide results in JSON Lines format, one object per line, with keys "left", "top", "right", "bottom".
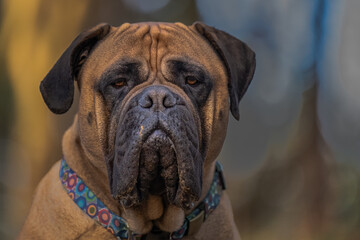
{"left": 40, "top": 23, "right": 112, "bottom": 114}
{"left": 193, "top": 22, "right": 256, "bottom": 120}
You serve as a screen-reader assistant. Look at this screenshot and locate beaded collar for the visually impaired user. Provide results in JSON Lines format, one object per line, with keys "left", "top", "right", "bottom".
{"left": 60, "top": 159, "right": 226, "bottom": 239}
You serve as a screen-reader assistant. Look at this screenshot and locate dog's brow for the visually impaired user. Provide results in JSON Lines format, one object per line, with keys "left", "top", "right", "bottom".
{"left": 103, "top": 60, "right": 140, "bottom": 78}
{"left": 168, "top": 59, "right": 208, "bottom": 77}
{"left": 103, "top": 60, "right": 141, "bottom": 77}
{"left": 93, "top": 60, "right": 141, "bottom": 92}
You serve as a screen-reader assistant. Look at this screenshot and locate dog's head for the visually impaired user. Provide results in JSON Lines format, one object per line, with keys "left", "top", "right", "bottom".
{"left": 40, "top": 22, "right": 255, "bottom": 233}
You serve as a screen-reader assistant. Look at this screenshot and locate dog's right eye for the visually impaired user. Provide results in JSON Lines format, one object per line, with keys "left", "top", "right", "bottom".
{"left": 111, "top": 78, "right": 127, "bottom": 89}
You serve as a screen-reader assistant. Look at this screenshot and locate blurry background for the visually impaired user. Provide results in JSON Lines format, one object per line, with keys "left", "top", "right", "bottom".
{"left": 0, "top": 0, "right": 359, "bottom": 239}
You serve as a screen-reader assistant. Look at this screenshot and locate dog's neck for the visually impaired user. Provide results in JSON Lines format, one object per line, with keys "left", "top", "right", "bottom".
{"left": 62, "top": 118, "right": 122, "bottom": 215}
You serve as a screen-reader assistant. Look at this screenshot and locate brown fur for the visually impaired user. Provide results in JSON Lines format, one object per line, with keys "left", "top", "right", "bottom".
{"left": 19, "top": 22, "right": 255, "bottom": 239}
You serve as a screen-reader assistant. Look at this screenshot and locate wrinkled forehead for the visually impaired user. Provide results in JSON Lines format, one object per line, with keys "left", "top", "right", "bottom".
{"left": 85, "top": 22, "right": 224, "bottom": 79}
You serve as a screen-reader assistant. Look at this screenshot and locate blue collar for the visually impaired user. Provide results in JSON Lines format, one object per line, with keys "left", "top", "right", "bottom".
{"left": 60, "top": 159, "right": 225, "bottom": 239}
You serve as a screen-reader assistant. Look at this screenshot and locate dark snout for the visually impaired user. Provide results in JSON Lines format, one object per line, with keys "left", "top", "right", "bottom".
{"left": 138, "top": 86, "right": 178, "bottom": 110}
{"left": 107, "top": 85, "right": 203, "bottom": 210}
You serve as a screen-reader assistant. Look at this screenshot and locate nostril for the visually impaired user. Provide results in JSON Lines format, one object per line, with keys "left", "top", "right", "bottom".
{"left": 139, "top": 86, "right": 178, "bottom": 110}
{"left": 163, "top": 95, "right": 176, "bottom": 108}
{"left": 139, "top": 95, "right": 153, "bottom": 108}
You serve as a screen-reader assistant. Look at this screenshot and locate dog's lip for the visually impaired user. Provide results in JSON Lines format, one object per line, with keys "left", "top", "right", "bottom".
{"left": 142, "top": 128, "right": 176, "bottom": 196}
{"left": 141, "top": 124, "right": 174, "bottom": 145}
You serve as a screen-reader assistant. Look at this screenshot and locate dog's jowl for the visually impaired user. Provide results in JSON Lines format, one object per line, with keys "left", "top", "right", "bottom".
{"left": 19, "top": 22, "right": 255, "bottom": 240}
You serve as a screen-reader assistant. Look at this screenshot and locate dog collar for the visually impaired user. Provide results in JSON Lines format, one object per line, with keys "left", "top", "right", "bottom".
{"left": 60, "top": 159, "right": 226, "bottom": 239}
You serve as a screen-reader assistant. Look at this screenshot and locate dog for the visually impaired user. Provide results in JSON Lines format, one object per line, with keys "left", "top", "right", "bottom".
{"left": 18, "top": 22, "right": 255, "bottom": 240}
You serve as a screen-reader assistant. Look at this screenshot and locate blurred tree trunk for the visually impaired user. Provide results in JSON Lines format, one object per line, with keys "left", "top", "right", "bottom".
{"left": 0, "top": 0, "right": 88, "bottom": 237}
{"left": 233, "top": 79, "right": 336, "bottom": 240}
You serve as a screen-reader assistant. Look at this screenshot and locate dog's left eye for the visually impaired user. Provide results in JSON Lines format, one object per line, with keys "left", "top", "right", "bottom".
{"left": 111, "top": 78, "right": 127, "bottom": 89}
{"left": 185, "top": 76, "right": 199, "bottom": 86}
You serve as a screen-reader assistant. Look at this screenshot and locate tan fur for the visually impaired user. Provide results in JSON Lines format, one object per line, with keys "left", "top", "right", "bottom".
{"left": 19, "top": 22, "right": 240, "bottom": 239}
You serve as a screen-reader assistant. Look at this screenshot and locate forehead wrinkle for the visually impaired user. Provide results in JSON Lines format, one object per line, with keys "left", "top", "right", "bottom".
{"left": 112, "top": 23, "right": 151, "bottom": 40}
{"left": 159, "top": 23, "right": 199, "bottom": 43}
{"left": 144, "top": 23, "right": 161, "bottom": 73}
{"left": 157, "top": 24, "right": 209, "bottom": 57}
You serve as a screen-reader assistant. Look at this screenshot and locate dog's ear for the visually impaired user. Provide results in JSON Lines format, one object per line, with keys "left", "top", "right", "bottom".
{"left": 40, "top": 23, "right": 112, "bottom": 114}
{"left": 193, "top": 22, "right": 256, "bottom": 120}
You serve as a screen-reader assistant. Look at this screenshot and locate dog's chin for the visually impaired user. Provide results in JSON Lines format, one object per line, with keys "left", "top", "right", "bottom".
{"left": 120, "top": 195, "right": 185, "bottom": 234}
{"left": 147, "top": 197, "right": 186, "bottom": 233}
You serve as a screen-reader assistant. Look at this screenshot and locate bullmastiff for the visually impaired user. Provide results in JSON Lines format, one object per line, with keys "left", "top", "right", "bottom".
{"left": 19, "top": 22, "right": 255, "bottom": 240}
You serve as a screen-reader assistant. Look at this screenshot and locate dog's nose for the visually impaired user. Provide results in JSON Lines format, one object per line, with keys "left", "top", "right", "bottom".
{"left": 139, "top": 86, "right": 176, "bottom": 110}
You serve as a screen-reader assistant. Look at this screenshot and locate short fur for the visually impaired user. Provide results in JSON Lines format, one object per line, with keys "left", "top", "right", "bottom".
{"left": 19, "top": 22, "right": 255, "bottom": 240}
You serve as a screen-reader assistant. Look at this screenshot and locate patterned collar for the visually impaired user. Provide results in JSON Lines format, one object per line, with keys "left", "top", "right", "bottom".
{"left": 60, "top": 159, "right": 226, "bottom": 240}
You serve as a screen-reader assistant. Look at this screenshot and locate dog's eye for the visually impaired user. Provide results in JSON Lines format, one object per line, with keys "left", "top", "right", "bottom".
{"left": 185, "top": 76, "right": 199, "bottom": 86}
{"left": 111, "top": 78, "right": 127, "bottom": 89}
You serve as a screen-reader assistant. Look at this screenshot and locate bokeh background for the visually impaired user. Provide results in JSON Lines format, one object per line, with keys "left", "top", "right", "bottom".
{"left": 1, "top": 0, "right": 359, "bottom": 239}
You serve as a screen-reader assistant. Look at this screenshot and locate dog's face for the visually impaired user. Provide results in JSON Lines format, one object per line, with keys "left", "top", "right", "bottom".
{"left": 82, "top": 23, "right": 233, "bottom": 209}
{"left": 40, "top": 22, "right": 255, "bottom": 233}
